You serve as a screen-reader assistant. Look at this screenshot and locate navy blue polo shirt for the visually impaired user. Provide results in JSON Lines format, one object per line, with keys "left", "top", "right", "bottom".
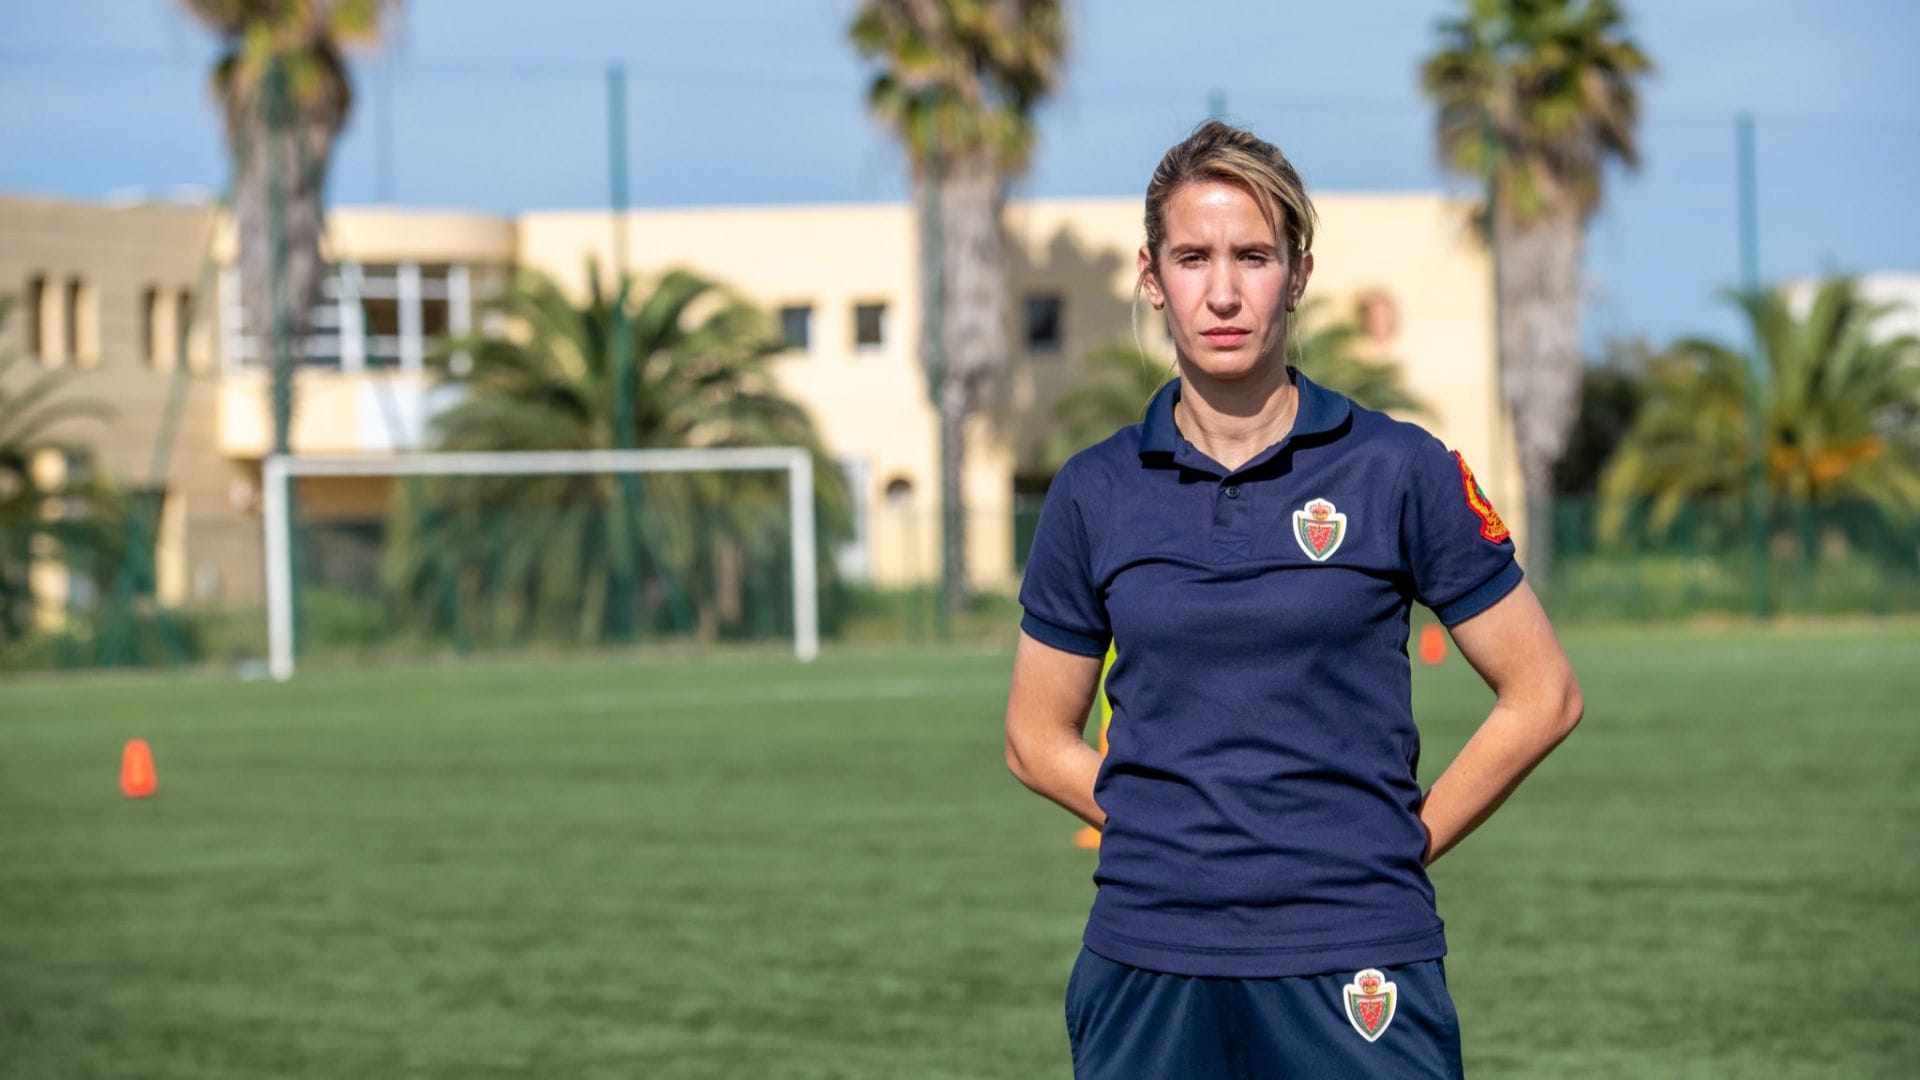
{"left": 1019, "top": 369, "right": 1523, "bottom": 979}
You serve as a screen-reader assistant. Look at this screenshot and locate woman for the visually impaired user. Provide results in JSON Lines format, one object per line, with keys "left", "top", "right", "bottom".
{"left": 1003, "top": 120, "right": 1582, "bottom": 1078}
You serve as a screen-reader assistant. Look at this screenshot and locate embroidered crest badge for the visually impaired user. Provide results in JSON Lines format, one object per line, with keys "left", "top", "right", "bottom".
{"left": 1452, "top": 451, "right": 1511, "bottom": 543}
{"left": 1292, "top": 498, "right": 1347, "bottom": 562}
{"left": 1343, "top": 968, "right": 1397, "bottom": 1042}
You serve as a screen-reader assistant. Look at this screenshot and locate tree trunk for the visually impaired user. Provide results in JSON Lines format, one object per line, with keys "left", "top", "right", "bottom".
{"left": 229, "top": 89, "right": 336, "bottom": 391}
{"left": 1494, "top": 201, "right": 1585, "bottom": 587}
{"left": 938, "top": 381, "right": 967, "bottom": 620}
{"left": 913, "top": 159, "right": 949, "bottom": 625}
{"left": 930, "top": 151, "right": 1009, "bottom": 618}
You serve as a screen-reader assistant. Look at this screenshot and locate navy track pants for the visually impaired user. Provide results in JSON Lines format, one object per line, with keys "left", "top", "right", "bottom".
{"left": 1064, "top": 946, "right": 1465, "bottom": 1079}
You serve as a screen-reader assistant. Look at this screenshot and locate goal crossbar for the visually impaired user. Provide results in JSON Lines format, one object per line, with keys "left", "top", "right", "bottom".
{"left": 262, "top": 448, "right": 819, "bottom": 680}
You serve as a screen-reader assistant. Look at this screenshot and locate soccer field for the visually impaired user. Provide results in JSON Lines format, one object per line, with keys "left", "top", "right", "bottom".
{"left": 3, "top": 624, "right": 1917, "bottom": 1079}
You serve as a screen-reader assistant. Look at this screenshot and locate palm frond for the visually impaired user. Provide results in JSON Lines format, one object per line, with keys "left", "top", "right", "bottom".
{"left": 1600, "top": 278, "right": 1920, "bottom": 543}
{"left": 849, "top": 0, "right": 1064, "bottom": 172}
{"left": 1422, "top": 0, "right": 1650, "bottom": 222}
{"left": 389, "top": 269, "right": 852, "bottom": 644}
{"left": 1287, "top": 300, "right": 1431, "bottom": 418}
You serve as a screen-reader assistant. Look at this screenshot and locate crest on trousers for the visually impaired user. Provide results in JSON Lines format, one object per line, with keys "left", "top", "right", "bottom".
{"left": 1293, "top": 498, "right": 1347, "bottom": 562}
{"left": 1343, "top": 969, "right": 1397, "bottom": 1042}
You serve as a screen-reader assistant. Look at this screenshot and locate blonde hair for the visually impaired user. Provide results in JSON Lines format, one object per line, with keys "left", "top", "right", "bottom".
{"left": 1144, "top": 119, "right": 1316, "bottom": 270}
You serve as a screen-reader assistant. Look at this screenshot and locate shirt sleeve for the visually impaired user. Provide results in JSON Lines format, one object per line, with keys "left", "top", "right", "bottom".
{"left": 1399, "top": 435, "right": 1525, "bottom": 626}
{"left": 1017, "top": 459, "right": 1111, "bottom": 656}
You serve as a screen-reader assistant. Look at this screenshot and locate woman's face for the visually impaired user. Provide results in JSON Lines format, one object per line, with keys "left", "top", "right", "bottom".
{"left": 1139, "top": 180, "right": 1312, "bottom": 384}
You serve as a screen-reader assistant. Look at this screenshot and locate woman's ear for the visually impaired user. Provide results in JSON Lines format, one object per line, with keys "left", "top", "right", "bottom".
{"left": 1287, "top": 251, "right": 1315, "bottom": 312}
{"left": 1137, "top": 244, "right": 1164, "bottom": 309}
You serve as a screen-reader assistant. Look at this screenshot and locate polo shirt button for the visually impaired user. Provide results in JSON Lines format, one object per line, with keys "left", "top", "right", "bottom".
{"left": 1224, "top": 485, "right": 1241, "bottom": 499}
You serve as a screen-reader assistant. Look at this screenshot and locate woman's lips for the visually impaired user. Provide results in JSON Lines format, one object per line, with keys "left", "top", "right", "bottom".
{"left": 1201, "top": 329, "right": 1251, "bottom": 346}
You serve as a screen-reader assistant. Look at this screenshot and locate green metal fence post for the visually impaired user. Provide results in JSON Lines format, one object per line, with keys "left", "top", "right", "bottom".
{"left": 606, "top": 63, "right": 641, "bottom": 641}
{"left": 1736, "top": 113, "right": 1772, "bottom": 619}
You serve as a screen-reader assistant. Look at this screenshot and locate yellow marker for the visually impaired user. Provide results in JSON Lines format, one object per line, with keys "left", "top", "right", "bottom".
{"left": 1074, "top": 642, "right": 1117, "bottom": 850}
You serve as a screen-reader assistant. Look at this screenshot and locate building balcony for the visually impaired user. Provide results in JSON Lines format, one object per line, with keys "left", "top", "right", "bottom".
{"left": 216, "top": 368, "right": 461, "bottom": 459}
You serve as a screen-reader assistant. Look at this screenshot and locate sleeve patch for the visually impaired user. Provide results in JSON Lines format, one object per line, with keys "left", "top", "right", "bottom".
{"left": 1452, "top": 451, "right": 1511, "bottom": 543}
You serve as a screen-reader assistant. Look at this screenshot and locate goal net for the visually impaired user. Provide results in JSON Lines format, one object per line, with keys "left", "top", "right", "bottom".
{"left": 262, "top": 448, "right": 819, "bottom": 680}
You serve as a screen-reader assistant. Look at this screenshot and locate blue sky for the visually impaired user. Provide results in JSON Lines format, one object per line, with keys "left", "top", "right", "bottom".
{"left": 3, "top": 0, "right": 1916, "bottom": 351}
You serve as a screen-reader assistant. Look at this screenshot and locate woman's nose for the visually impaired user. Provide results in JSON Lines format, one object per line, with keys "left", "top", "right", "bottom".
{"left": 1206, "top": 271, "right": 1239, "bottom": 314}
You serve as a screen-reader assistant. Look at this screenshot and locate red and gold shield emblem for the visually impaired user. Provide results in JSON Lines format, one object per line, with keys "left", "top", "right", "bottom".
{"left": 1292, "top": 498, "right": 1347, "bottom": 562}
{"left": 1343, "top": 968, "right": 1397, "bottom": 1042}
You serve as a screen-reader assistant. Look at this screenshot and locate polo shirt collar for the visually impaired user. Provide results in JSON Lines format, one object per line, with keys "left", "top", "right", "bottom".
{"left": 1137, "top": 367, "right": 1352, "bottom": 468}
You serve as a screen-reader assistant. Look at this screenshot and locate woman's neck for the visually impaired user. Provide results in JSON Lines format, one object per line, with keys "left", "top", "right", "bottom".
{"left": 1173, "top": 361, "right": 1299, "bottom": 473}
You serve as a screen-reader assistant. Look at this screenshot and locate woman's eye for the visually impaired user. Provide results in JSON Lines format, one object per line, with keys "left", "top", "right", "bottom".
{"left": 1179, "top": 254, "right": 1205, "bottom": 267}
{"left": 1240, "top": 252, "right": 1270, "bottom": 266}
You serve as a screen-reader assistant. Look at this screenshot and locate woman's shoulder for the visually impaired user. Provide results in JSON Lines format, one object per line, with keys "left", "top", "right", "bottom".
{"left": 1337, "top": 397, "right": 1450, "bottom": 472}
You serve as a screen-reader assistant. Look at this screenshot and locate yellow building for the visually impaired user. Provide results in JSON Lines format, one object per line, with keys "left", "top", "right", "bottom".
{"left": 0, "top": 195, "right": 231, "bottom": 624}
{"left": 0, "top": 190, "right": 1519, "bottom": 622}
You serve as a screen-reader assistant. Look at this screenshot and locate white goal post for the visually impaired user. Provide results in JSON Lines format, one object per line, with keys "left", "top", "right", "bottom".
{"left": 262, "top": 447, "right": 819, "bottom": 681}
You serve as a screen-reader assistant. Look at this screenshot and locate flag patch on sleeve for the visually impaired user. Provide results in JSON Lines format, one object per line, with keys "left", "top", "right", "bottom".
{"left": 1452, "top": 451, "right": 1510, "bottom": 543}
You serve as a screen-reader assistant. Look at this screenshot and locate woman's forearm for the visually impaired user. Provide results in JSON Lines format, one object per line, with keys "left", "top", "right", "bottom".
{"left": 1004, "top": 632, "right": 1108, "bottom": 831}
{"left": 1418, "top": 691, "right": 1580, "bottom": 865}
{"left": 1009, "top": 734, "right": 1108, "bottom": 831}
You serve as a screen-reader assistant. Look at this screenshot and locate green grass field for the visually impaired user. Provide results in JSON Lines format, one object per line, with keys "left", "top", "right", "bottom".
{"left": 3, "top": 624, "right": 1918, "bottom": 1078}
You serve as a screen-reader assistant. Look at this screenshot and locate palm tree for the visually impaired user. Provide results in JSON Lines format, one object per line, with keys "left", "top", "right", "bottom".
{"left": 1041, "top": 342, "right": 1170, "bottom": 471}
{"left": 1422, "top": 0, "right": 1651, "bottom": 583}
{"left": 1042, "top": 301, "right": 1428, "bottom": 471}
{"left": 0, "top": 296, "right": 116, "bottom": 645}
{"left": 850, "top": 0, "right": 1065, "bottom": 619}
{"left": 1290, "top": 300, "right": 1430, "bottom": 419}
{"left": 181, "top": 0, "right": 395, "bottom": 419}
{"left": 384, "top": 268, "right": 851, "bottom": 645}
{"left": 1598, "top": 279, "right": 1920, "bottom": 559}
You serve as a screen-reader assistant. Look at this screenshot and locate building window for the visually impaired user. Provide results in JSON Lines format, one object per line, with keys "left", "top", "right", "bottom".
{"left": 63, "top": 279, "right": 79, "bottom": 362}
{"left": 221, "top": 261, "right": 478, "bottom": 372}
{"left": 360, "top": 295, "right": 402, "bottom": 366}
{"left": 351, "top": 263, "right": 401, "bottom": 369}
{"left": 177, "top": 289, "right": 202, "bottom": 372}
{"left": 854, "top": 302, "right": 886, "bottom": 350}
{"left": 419, "top": 263, "right": 453, "bottom": 339}
{"left": 342, "top": 262, "right": 468, "bottom": 371}
{"left": 25, "top": 276, "right": 47, "bottom": 360}
{"left": 140, "top": 286, "right": 160, "bottom": 368}
{"left": 779, "top": 304, "right": 812, "bottom": 352}
{"left": 66, "top": 277, "right": 97, "bottom": 368}
{"left": 146, "top": 286, "right": 190, "bottom": 371}
{"left": 28, "top": 275, "right": 69, "bottom": 367}
{"left": 1025, "top": 293, "right": 1064, "bottom": 352}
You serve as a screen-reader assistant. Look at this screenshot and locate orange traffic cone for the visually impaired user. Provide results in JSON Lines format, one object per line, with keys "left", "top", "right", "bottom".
{"left": 120, "top": 738, "right": 157, "bottom": 798}
{"left": 1418, "top": 624, "right": 1447, "bottom": 666}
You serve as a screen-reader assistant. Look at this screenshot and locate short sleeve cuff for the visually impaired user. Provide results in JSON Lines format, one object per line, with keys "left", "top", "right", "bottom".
{"left": 1431, "top": 560, "right": 1524, "bottom": 626}
{"left": 1020, "top": 611, "right": 1110, "bottom": 657}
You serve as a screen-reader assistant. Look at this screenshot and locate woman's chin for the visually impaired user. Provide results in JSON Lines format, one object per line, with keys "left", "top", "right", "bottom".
{"left": 1181, "top": 351, "right": 1276, "bottom": 384}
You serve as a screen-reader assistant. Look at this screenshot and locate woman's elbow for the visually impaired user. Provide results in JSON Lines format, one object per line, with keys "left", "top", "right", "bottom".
{"left": 1556, "top": 673, "right": 1585, "bottom": 738}
{"left": 1004, "top": 735, "right": 1030, "bottom": 785}
{"left": 1005, "top": 725, "right": 1043, "bottom": 788}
